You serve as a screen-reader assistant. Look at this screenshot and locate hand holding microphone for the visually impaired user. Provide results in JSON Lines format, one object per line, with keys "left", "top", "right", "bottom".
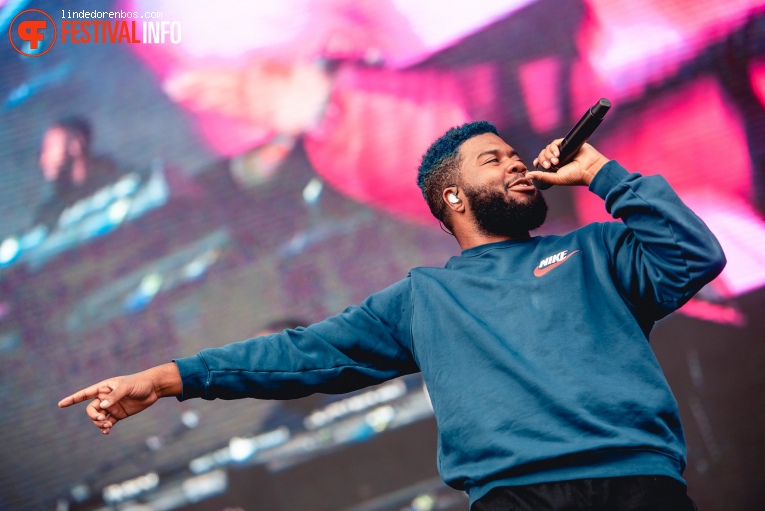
{"left": 529, "top": 98, "right": 612, "bottom": 189}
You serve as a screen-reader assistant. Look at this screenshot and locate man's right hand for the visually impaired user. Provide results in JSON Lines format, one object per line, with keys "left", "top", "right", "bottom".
{"left": 529, "top": 140, "right": 610, "bottom": 187}
{"left": 58, "top": 363, "right": 182, "bottom": 435}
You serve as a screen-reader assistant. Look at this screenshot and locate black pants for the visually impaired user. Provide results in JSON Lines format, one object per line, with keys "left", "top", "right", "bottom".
{"left": 471, "top": 476, "right": 697, "bottom": 511}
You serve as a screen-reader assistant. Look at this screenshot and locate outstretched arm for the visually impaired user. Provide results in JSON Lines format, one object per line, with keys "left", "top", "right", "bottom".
{"left": 175, "top": 278, "right": 416, "bottom": 401}
{"left": 58, "top": 363, "right": 182, "bottom": 435}
{"left": 59, "top": 278, "right": 416, "bottom": 434}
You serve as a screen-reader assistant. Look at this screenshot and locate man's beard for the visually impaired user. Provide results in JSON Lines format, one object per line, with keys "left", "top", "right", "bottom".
{"left": 461, "top": 182, "right": 548, "bottom": 238}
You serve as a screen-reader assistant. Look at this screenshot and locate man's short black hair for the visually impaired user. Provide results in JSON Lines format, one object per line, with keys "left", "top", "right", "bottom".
{"left": 52, "top": 116, "right": 92, "bottom": 152}
{"left": 417, "top": 121, "right": 498, "bottom": 230}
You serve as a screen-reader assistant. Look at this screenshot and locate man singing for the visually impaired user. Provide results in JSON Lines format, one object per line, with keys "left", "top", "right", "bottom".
{"left": 59, "top": 121, "right": 724, "bottom": 510}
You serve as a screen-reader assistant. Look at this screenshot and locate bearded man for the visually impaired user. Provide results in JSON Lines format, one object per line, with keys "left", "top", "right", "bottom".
{"left": 35, "top": 117, "right": 120, "bottom": 229}
{"left": 60, "top": 121, "right": 724, "bottom": 510}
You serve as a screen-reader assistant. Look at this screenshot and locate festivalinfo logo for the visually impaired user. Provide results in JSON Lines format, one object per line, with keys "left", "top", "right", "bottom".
{"left": 9, "top": 8, "right": 181, "bottom": 56}
{"left": 8, "top": 9, "right": 56, "bottom": 56}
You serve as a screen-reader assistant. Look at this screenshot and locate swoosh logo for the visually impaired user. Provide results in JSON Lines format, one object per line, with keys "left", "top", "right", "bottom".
{"left": 533, "top": 250, "right": 580, "bottom": 277}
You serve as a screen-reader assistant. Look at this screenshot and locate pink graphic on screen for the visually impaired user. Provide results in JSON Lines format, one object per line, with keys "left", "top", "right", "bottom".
{"left": 124, "top": 0, "right": 765, "bottom": 312}
{"left": 518, "top": 57, "right": 564, "bottom": 133}
{"left": 127, "top": 0, "right": 535, "bottom": 68}
{"left": 579, "top": 0, "right": 765, "bottom": 99}
{"left": 303, "top": 65, "right": 498, "bottom": 223}
{"left": 751, "top": 59, "right": 765, "bottom": 107}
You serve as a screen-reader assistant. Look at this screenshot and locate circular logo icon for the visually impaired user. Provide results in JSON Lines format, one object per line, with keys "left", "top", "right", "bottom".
{"left": 9, "top": 9, "right": 57, "bottom": 57}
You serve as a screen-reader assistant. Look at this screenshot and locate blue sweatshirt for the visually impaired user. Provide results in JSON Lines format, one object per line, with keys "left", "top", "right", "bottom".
{"left": 175, "top": 162, "right": 725, "bottom": 504}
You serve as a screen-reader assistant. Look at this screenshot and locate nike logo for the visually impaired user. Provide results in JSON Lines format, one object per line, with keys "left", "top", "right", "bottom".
{"left": 534, "top": 250, "right": 580, "bottom": 277}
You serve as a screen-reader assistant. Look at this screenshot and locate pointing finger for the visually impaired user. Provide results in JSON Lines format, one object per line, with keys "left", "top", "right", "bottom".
{"left": 59, "top": 381, "right": 111, "bottom": 408}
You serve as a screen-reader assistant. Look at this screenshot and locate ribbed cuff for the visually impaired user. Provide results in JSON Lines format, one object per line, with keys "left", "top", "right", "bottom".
{"left": 588, "top": 160, "right": 630, "bottom": 200}
{"left": 172, "top": 354, "right": 209, "bottom": 401}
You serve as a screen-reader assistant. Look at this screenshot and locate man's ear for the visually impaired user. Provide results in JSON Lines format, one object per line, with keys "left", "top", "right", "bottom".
{"left": 443, "top": 186, "right": 464, "bottom": 213}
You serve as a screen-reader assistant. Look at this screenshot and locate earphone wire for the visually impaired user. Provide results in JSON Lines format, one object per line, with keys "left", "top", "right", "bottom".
{"left": 439, "top": 220, "right": 455, "bottom": 237}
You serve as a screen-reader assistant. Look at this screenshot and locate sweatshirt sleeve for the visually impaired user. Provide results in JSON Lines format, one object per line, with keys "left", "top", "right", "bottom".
{"left": 589, "top": 161, "right": 726, "bottom": 321}
{"left": 173, "top": 277, "right": 418, "bottom": 401}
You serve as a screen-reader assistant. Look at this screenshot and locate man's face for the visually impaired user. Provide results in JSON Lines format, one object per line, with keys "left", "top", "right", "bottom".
{"left": 39, "top": 127, "right": 69, "bottom": 181}
{"left": 457, "top": 133, "right": 547, "bottom": 237}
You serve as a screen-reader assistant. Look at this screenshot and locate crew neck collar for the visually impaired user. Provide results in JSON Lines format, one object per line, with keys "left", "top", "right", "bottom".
{"left": 460, "top": 237, "right": 539, "bottom": 257}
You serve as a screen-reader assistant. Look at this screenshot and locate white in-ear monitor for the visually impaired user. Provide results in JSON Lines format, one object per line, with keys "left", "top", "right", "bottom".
{"left": 448, "top": 194, "right": 460, "bottom": 204}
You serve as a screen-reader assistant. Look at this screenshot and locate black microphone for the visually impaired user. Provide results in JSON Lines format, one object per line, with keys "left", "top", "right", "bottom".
{"left": 532, "top": 98, "right": 611, "bottom": 190}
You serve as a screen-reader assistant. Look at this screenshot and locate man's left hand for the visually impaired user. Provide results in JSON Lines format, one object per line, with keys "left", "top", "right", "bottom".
{"left": 528, "top": 139, "right": 610, "bottom": 187}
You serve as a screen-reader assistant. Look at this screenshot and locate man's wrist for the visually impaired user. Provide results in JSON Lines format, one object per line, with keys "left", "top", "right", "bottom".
{"left": 584, "top": 156, "right": 611, "bottom": 186}
{"left": 150, "top": 362, "right": 183, "bottom": 398}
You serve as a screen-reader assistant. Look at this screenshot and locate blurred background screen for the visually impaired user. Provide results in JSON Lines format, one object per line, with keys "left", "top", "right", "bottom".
{"left": 1, "top": 0, "right": 764, "bottom": 510}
